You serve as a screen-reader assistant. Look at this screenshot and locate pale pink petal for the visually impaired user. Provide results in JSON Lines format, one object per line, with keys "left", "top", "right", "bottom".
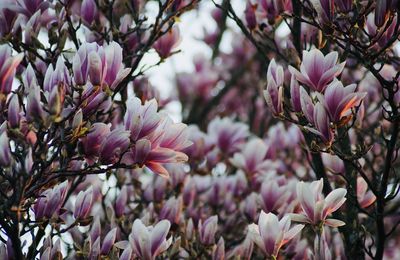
{"left": 325, "top": 218, "right": 346, "bottom": 227}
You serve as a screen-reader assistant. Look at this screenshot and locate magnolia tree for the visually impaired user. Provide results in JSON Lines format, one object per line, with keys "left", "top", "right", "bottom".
{"left": 0, "top": 0, "right": 399, "bottom": 259}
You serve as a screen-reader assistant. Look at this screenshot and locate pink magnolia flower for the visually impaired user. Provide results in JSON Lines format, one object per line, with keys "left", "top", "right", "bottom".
{"left": 291, "top": 179, "right": 346, "bottom": 227}
{"left": 300, "top": 86, "right": 315, "bottom": 123}
{"left": 26, "top": 83, "right": 46, "bottom": 123}
{"left": 248, "top": 211, "right": 304, "bottom": 258}
{"left": 321, "top": 153, "right": 344, "bottom": 173}
{"left": 264, "top": 59, "right": 284, "bottom": 116}
{"left": 101, "top": 228, "right": 117, "bottom": 256}
{"left": 159, "top": 196, "right": 183, "bottom": 224}
{"left": 317, "top": 80, "right": 366, "bottom": 123}
{"left": 33, "top": 181, "right": 69, "bottom": 220}
{"left": 153, "top": 26, "right": 181, "bottom": 59}
{"left": 129, "top": 219, "right": 172, "bottom": 260}
{"left": 290, "top": 74, "right": 302, "bottom": 112}
{"left": 81, "top": 123, "right": 111, "bottom": 164}
{"left": 73, "top": 42, "right": 130, "bottom": 89}
{"left": 245, "top": 1, "right": 258, "bottom": 30}
{"left": 124, "top": 98, "right": 161, "bottom": 141}
{"left": 289, "top": 49, "right": 345, "bottom": 92}
{"left": 207, "top": 117, "right": 249, "bottom": 155}
{"left": 81, "top": 0, "right": 98, "bottom": 25}
{"left": 308, "top": 102, "right": 333, "bottom": 144}
{"left": 73, "top": 187, "right": 93, "bottom": 220}
{"left": 0, "top": 131, "right": 11, "bottom": 167}
{"left": 199, "top": 215, "right": 218, "bottom": 245}
{"left": 357, "top": 177, "right": 376, "bottom": 208}
{"left": 99, "top": 128, "right": 130, "bottom": 164}
{"left": 0, "top": 45, "right": 23, "bottom": 96}
{"left": 212, "top": 237, "right": 225, "bottom": 260}
{"left": 260, "top": 179, "right": 288, "bottom": 213}
{"left": 123, "top": 113, "right": 191, "bottom": 177}
{"left": 230, "top": 138, "right": 270, "bottom": 176}
{"left": 43, "top": 56, "right": 71, "bottom": 94}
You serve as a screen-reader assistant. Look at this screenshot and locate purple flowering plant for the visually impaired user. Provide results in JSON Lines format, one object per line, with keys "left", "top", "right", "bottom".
{"left": 0, "top": 0, "right": 400, "bottom": 259}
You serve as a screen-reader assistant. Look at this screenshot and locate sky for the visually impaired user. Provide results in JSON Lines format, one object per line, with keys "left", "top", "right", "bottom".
{"left": 140, "top": 0, "right": 246, "bottom": 120}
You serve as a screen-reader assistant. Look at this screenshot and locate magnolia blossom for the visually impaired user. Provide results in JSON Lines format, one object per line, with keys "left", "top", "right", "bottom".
{"left": 308, "top": 102, "right": 333, "bottom": 144}
{"left": 73, "top": 41, "right": 131, "bottom": 89}
{"left": 230, "top": 138, "right": 270, "bottom": 176}
{"left": 264, "top": 59, "right": 284, "bottom": 116}
{"left": 207, "top": 117, "right": 249, "bottom": 155}
{"left": 317, "top": 80, "right": 366, "bottom": 123}
{"left": 0, "top": 45, "right": 23, "bottom": 96}
{"left": 260, "top": 179, "right": 288, "bottom": 213}
{"left": 33, "top": 181, "right": 69, "bottom": 220}
{"left": 290, "top": 74, "right": 302, "bottom": 112}
{"left": 129, "top": 219, "right": 172, "bottom": 260}
{"left": 289, "top": 49, "right": 345, "bottom": 92}
{"left": 81, "top": 0, "right": 98, "bottom": 25}
{"left": 300, "top": 86, "right": 315, "bottom": 124}
{"left": 357, "top": 177, "right": 376, "bottom": 208}
{"left": 291, "top": 179, "right": 346, "bottom": 227}
{"left": 199, "top": 215, "right": 218, "bottom": 245}
{"left": 248, "top": 211, "right": 304, "bottom": 258}
{"left": 153, "top": 26, "right": 181, "bottom": 59}
{"left": 0, "top": 131, "right": 11, "bottom": 167}
{"left": 73, "top": 187, "right": 93, "bottom": 220}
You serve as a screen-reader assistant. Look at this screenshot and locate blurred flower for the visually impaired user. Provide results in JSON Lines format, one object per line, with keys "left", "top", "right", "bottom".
{"left": 74, "top": 187, "right": 93, "bottom": 220}
{"left": 129, "top": 219, "right": 172, "bottom": 260}
{"left": 230, "top": 138, "right": 270, "bottom": 176}
{"left": 311, "top": 0, "right": 334, "bottom": 23}
{"left": 81, "top": 0, "right": 98, "bottom": 25}
{"left": 289, "top": 49, "right": 345, "bottom": 92}
{"left": 115, "top": 185, "right": 128, "bottom": 217}
{"left": 291, "top": 179, "right": 346, "bottom": 227}
{"left": 159, "top": 196, "right": 183, "bottom": 224}
{"left": 248, "top": 211, "right": 304, "bottom": 258}
{"left": 357, "top": 177, "right": 376, "bottom": 208}
{"left": 336, "top": 0, "right": 352, "bottom": 13}
{"left": 199, "top": 215, "right": 218, "bottom": 245}
{"left": 101, "top": 228, "right": 117, "bottom": 255}
{"left": 245, "top": 1, "right": 257, "bottom": 30}
{"left": 375, "top": 0, "right": 391, "bottom": 27}
{"left": 213, "top": 237, "right": 225, "bottom": 260}
{"left": 260, "top": 179, "right": 288, "bottom": 213}
{"left": 207, "top": 117, "right": 249, "bottom": 155}
{"left": 0, "top": 131, "right": 11, "bottom": 167}
{"left": 153, "top": 26, "right": 181, "bottom": 59}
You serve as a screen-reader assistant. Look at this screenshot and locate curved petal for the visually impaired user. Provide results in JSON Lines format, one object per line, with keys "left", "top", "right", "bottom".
{"left": 151, "top": 220, "right": 171, "bottom": 256}
{"left": 323, "top": 188, "right": 347, "bottom": 218}
{"left": 325, "top": 218, "right": 346, "bottom": 227}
